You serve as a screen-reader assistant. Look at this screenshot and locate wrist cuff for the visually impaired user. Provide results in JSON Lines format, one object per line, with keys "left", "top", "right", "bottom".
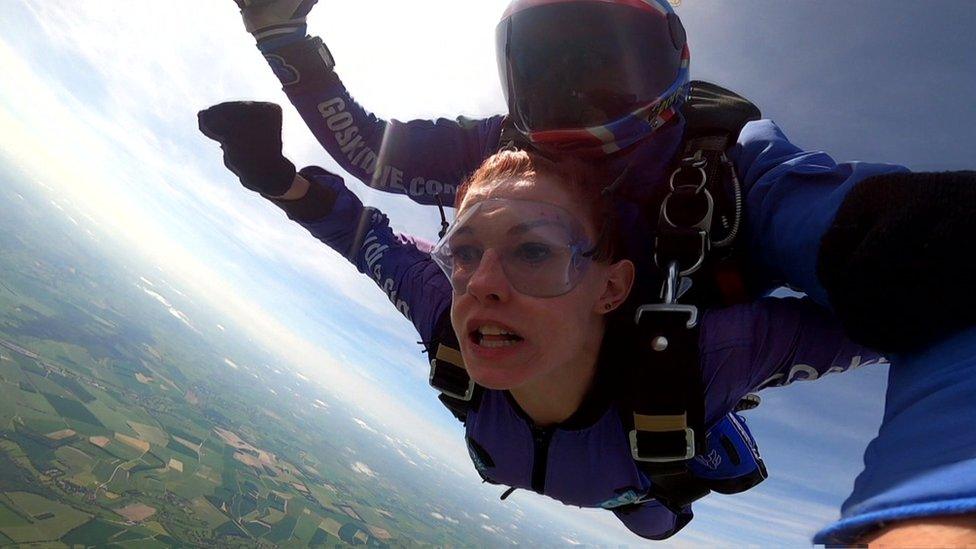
{"left": 268, "top": 167, "right": 339, "bottom": 222}
{"left": 260, "top": 36, "right": 337, "bottom": 89}
{"left": 255, "top": 27, "right": 309, "bottom": 54}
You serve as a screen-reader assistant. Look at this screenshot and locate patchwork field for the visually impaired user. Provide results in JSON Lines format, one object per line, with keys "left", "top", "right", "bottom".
{"left": 0, "top": 171, "right": 523, "bottom": 548}
{"left": 0, "top": 492, "right": 90, "bottom": 543}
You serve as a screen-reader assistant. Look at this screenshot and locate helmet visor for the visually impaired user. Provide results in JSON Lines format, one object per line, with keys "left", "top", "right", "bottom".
{"left": 430, "top": 198, "right": 595, "bottom": 298}
{"left": 498, "top": 1, "right": 684, "bottom": 132}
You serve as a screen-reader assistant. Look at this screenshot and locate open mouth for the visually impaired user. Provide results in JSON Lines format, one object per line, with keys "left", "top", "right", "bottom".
{"left": 469, "top": 324, "right": 525, "bottom": 349}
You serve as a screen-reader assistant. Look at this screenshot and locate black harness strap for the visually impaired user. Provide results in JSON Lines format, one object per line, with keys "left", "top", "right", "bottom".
{"left": 426, "top": 312, "right": 480, "bottom": 422}
{"left": 622, "top": 81, "right": 761, "bottom": 511}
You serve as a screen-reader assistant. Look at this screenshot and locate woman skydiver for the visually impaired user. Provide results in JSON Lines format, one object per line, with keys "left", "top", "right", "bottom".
{"left": 198, "top": 100, "right": 937, "bottom": 541}
{"left": 223, "top": 1, "right": 976, "bottom": 542}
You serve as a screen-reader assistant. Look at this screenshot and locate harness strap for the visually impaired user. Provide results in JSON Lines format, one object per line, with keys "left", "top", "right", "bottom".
{"left": 618, "top": 81, "right": 761, "bottom": 510}
{"left": 426, "top": 312, "right": 481, "bottom": 420}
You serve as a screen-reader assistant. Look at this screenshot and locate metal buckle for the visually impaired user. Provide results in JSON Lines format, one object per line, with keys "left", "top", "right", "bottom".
{"left": 428, "top": 359, "right": 475, "bottom": 401}
{"left": 634, "top": 304, "right": 699, "bottom": 330}
{"left": 629, "top": 428, "right": 696, "bottom": 463}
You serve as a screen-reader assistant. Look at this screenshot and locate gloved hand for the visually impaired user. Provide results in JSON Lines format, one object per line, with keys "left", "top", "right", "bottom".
{"left": 198, "top": 101, "right": 296, "bottom": 197}
{"left": 233, "top": 0, "right": 318, "bottom": 43}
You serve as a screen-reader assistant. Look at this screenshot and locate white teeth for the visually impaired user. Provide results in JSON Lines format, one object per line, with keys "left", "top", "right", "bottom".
{"left": 478, "top": 324, "right": 516, "bottom": 336}
{"left": 479, "top": 339, "right": 519, "bottom": 348}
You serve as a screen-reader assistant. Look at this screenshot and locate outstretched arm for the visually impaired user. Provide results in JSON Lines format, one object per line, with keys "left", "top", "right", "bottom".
{"left": 729, "top": 119, "right": 908, "bottom": 306}
{"left": 732, "top": 121, "right": 976, "bottom": 354}
{"left": 813, "top": 325, "right": 976, "bottom": 545}
{"left": 284, "top": 165, "right": 451, "bottom": 342}
{"left": 699, "top": 296, "right": 885, "bottom": 425}
{"left": 231, "top": 0, "right": 506, "bottom": 206}
{"left": 198, "top": 101, "right": 450, "bottom": 342}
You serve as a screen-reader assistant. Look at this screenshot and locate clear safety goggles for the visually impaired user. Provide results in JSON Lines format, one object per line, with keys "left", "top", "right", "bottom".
{"left": 430, "top": 198, "right": 597, "bottom": 298}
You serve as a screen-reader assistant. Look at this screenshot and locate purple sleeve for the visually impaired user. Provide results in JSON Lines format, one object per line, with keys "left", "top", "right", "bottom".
{"left": 699, "top": 297, "right": 885, "bottom": 424}
{"left": 286, "top": 167, "right": 451, "bottom": 343}
{"left": 260, "top": 36, "right": 506, "bottom": 206}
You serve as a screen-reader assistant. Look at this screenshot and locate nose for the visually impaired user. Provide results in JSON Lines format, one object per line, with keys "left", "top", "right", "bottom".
{"left": 464, "top": 249, "right": 511, "bottom": 303}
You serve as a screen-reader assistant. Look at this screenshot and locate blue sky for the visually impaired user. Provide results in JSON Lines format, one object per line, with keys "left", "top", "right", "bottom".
{"left": 1, "top": 0, "right": 974, "bottom": 545}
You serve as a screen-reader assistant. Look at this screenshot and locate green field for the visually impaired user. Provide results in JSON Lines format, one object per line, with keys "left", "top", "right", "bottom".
{"left": 21, "top": 415, "right": 69, "bottom": 435}
{"left": 54, "top": 445, "right": 95, "bottom": 475}
{"left": 49, "top": 372, "right": 96, "bottom": 403}
{"left": 111, "top": 528, "right": 155, "bottom": 542}
{"left": 61, "top": 517, "right": 126, "bottom": 546}
{"left": 0, "top": 492, "right": 90, "bottom": 543}
{"left": 0, "top": 500, "right": 30, "bottom": 528}
{"left": 23, "top": 372, "right": 72, "bottom": 399}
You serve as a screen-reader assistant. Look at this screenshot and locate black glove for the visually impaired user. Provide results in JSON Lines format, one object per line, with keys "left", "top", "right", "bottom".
{"left": 198, "top": 101, "right": 296, "bottom": 197}
{"left": 818, "top": 170, "right": 976, "bottom": 354}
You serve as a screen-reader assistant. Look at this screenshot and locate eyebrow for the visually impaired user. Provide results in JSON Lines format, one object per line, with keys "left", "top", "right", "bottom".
{"left": 452, "top": 219, "right": 560, "bottom": 237}
{"left": 508, "top": 219, "right": 562, "bottom": 235}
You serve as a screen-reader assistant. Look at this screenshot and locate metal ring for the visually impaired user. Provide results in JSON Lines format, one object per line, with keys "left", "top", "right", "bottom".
{"left": 680, "top": 153, "right": 708, "bottom": 169}
{"left": 669, "top": 165, "right": 708, "bottom": 193}
{"left": 660, "top": 189, "right": 714, "bottom": 230}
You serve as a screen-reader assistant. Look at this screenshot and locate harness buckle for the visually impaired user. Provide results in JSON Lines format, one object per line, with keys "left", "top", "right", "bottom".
{"left": 629, "top": 427, "right": 696, "bottom": 463}
{"left": 428, "top": 344, "right": 475, "bottom": 401}
{"left": 634, "top": 303, "right": 699, "bottom": 330}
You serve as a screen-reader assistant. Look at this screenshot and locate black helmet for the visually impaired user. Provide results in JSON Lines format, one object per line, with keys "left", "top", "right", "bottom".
{"left": 497, "top": 0, "right": 690, "bottom": 155}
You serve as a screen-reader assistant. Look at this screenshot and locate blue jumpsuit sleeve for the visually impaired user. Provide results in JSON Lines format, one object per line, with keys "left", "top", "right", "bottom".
{"left": 260, "top": 37, "right": 505, "bottom": 206}
{"left": 813, "top": 325, "right": 976, "bottom": 544}
{"left": 729, "top": 120, "right": 909, "bottom": 306}
{"left": 699, "top": 297, "right": 885, "bottom": 424}
{"left": 284, "top": 167, "right": 451, "bottom": 343}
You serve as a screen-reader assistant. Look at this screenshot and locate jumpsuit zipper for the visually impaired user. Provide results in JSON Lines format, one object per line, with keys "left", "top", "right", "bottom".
{"left": 530, "top": 426, "right": 554, "bottom": 493}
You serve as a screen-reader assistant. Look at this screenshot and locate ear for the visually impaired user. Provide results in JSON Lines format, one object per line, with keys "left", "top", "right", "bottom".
{"left": 594, "top": 259, "right": 635, "bottom": 315}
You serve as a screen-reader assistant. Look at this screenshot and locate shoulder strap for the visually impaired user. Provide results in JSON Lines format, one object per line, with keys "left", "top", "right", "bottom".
{"left": 622, "top": 82, "right": 762, "bottom": 511}
{"left": 497, "top": 116, "right": 533, "bottom": 153}
{"left": 681, "top": 80, "right": 761, "bottom": 146}
{"left": 425, "top": 312, "right": 481, "bottom": 422}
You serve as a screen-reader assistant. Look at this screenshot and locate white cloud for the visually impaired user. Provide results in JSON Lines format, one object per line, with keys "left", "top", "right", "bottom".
{"left": 350, "top": 461, "right": 376, "bottom": 478}
{"left": 138, "top": 285, "right": 197, "bottom": 332}
{"left": 352, "top": 418, "right": 378, "bottom": 434}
